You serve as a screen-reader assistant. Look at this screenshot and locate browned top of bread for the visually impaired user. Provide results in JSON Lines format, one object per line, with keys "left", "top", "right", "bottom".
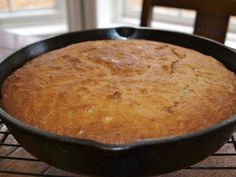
{"left": 1, "top": 40, "right": 236, "bottom": 144}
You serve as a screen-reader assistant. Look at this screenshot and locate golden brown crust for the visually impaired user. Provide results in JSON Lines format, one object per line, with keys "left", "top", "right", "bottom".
{"left": 1, "top": 40, "right": 236, "bottom": 144}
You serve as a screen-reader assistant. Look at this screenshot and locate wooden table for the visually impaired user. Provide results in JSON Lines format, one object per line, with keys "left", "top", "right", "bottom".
{"left": 0, "top": 30, "right": 236, "bottom": 177}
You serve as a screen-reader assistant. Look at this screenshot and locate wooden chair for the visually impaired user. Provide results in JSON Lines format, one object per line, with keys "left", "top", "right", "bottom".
{"left": 140, "top": 0, "right": 236, "bottom": 43}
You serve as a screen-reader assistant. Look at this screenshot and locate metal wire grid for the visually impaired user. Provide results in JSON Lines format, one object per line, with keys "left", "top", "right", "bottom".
{"left": 1, "top": 119, "right": 236, "bottom": 177}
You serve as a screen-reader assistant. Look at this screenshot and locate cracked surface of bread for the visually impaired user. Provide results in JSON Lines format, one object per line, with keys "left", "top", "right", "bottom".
{"left": 1, "top": 39, "right": 236, "bottom": 144}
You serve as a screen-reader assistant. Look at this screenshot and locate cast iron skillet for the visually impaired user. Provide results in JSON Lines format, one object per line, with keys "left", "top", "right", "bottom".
{"left": 0, "top": 27, "right": 236, "bottom": 177}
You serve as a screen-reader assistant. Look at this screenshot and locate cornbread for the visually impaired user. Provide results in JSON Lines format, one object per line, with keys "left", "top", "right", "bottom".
{"left": 1, "top": 40, "right": 236, "bottom": 144}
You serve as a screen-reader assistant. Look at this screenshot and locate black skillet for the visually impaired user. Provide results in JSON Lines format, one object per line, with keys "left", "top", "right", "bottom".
{"left": 0, "top": 27, "right": 236, "bottom": 177}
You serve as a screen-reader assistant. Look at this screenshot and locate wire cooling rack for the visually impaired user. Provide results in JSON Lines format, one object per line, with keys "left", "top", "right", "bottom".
{"left": 1, "top": 119, "right": 236, "bottom": 177}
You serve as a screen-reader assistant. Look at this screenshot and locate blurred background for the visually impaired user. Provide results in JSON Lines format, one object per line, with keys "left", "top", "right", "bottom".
{"left": 0, "top": 0, "right": 235, "bottom": 48}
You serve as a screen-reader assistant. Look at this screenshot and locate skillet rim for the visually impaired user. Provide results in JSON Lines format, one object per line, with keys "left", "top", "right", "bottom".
{"left": 1, "top": 26, "right": 236, "bottom": 151}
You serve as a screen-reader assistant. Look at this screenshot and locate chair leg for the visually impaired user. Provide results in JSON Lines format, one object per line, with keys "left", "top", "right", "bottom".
{"left": 140, "top": 0, "right": 154, "bottom": 27}
{"left": 194, "top": 11, "right": 230, "bottom": 43}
